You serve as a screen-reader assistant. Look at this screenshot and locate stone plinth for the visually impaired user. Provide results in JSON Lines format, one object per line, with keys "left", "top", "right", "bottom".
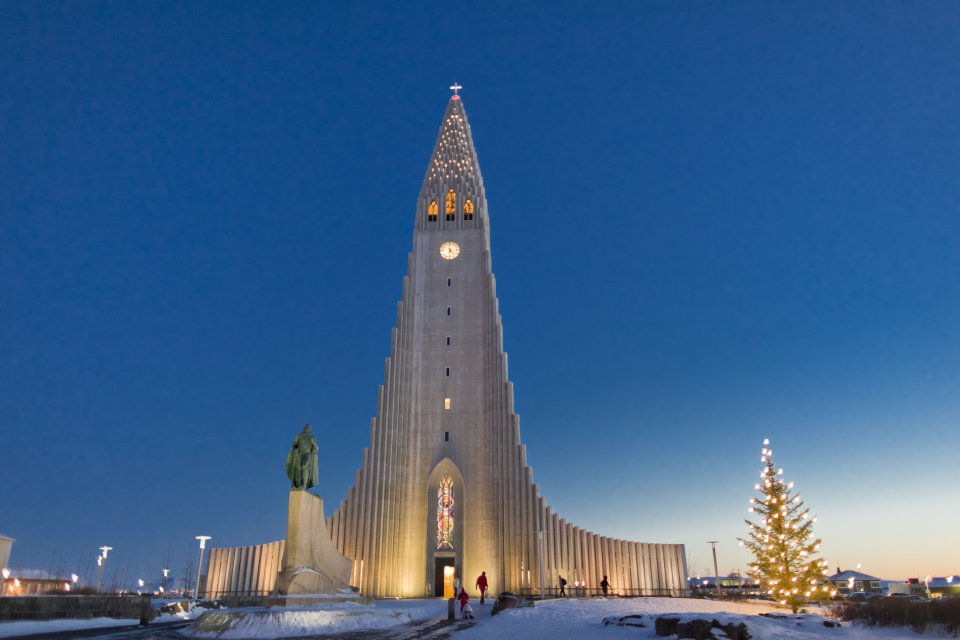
{"left": 277, "top": 490, "right": 353, "bottom": 595}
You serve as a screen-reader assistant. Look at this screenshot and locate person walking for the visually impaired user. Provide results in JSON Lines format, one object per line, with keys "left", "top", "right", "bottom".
{"left": 558, "top": 574, "right": 567, "bottom": 597}
{"left": 600, "top": 575, "right": 610, "bottom": 597}
{"left": 475, "top": 571, "right": 489, "bottom": 604}
{"left": 453, "top": 573, "right": 462, "bottom": 598}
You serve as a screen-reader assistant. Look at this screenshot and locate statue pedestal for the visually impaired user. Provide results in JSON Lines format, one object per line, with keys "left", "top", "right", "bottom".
{"left": 277, "top": 490, "right": 353, "bottom": 595}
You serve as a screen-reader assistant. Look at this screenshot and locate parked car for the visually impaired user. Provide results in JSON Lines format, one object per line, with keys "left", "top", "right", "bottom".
{"left": 844, "top": 592, "right": 879, "bottom": 602}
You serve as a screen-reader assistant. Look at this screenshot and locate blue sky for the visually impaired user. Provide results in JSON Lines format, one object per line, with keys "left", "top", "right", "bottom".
{"left": 1, "top": 1, "right": 958, "bottom": 586}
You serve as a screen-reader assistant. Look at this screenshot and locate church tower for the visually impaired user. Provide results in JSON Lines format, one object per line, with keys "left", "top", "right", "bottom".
{"left": 326, "top": 89, "right": 687, "bottom": 598}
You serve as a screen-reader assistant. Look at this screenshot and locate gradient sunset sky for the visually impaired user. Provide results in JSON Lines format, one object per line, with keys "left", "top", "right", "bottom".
{"left": 2, "top": 1, "right": 958, "bottom": 585}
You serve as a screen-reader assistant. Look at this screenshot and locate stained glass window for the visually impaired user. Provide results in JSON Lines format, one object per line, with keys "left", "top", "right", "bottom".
{"left": 436, "top": 474, "right": 455, "bottom": 550}
{"left": 445, "top": 190, "right": 456, "bottom": 221}
{"left": 428, "top": 200, "right": 438, "bottom": 221}
{"left": 463, "top": 198, "right": 474, "bottom": 220}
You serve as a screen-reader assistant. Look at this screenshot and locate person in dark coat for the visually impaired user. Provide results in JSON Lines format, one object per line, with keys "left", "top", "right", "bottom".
{"left": 558, "top": 574, "right": 567, "bottom": 597}
{"left": 600, "top": 575, "right": 610, "bottom": 597}
{"left": 475, "top": 571, "right": 489, "bottom": 604}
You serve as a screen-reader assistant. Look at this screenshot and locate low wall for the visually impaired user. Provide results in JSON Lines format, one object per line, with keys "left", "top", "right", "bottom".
{"left": 0, "top": 595, "right": 153, "bottom": 622}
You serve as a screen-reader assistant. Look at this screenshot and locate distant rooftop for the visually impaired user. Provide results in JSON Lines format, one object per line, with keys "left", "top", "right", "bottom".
{"left": 828, "top": 570, "right": 880, "bottom": 581}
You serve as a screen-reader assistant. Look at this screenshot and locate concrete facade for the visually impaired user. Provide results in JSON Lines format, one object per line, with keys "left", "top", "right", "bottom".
{"left": 326, "top": 96, "right": 688, "bottom": 598}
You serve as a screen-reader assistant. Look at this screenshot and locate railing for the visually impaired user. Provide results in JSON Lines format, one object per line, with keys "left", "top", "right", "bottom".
{"left": 201, "top": 589, "right": 275, "bottom": 598}
{"left": 517, "top": 586, "right": 688, "bottom": 599}
{"left": 688, "top": 585, "right": 769, "bottom": 599}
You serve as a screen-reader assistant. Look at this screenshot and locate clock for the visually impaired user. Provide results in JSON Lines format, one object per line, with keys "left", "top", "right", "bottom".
{"left": 439, "top": 242, "right": 460, "bottom": 260}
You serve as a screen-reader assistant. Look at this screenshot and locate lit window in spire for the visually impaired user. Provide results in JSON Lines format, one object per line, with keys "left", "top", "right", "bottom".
{"left": 463, "top": 198, "right": 474, "bottom": 220}
{"left": 428, "top": 200, "right": 438, "bottom": 221}
{"left": 436, "top": 475, "right": 455, "bottom": 550}
{"left": 445, "top": 190, "right": 456, "bottom": 221}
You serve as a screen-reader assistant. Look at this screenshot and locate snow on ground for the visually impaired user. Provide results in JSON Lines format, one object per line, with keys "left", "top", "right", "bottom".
{"left": 181, "top": 599, "right": 446, "bottom": 639}
{"left": 0, "top": 617, "right": 135, "bottom": 638}
{"left": 0, "top": 601, "right": 209, "bottom": 638}
{"left": 154, "top": 603, "right": 211, "bottom": 623}
{"left": 0, "top": 598, "right": 952, "bottom": 639}
{"left": 454, "top": 597, "right": 953, "bottom": 640}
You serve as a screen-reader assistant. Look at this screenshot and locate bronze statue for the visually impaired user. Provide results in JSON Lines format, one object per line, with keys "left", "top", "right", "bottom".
{"left": 285, "top": 424, "right": 319, "bottom": 490}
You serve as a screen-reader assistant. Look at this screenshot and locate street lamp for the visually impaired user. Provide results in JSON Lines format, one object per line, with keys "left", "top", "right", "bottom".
{"left": 96, "top": 546, "right": 113, "bottom": 593}
{"left": 194, "top": 536, "right": 212, "bottom": 599}
{"left": 161, "top": 568, "right": 170, "bottom": 593}
{"left": 2, "top": 568, "right": 9, "bottom": 595}
{"left": 535, "top": 530, "right": 545, "bottom": 598}
{"left": 707, "top": 541, "right": 721, "bottom": 597}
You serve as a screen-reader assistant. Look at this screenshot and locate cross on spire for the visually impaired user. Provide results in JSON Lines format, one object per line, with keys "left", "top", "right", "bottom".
{"left": 450, "top": 82, "right": 462, "bottom": 97}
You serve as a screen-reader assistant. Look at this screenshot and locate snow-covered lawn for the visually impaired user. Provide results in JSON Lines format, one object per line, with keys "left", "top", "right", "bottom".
{"left": 0, "top": 600, "right": 210, "bottom": 638}
{"left": 456, "top": 597, "right": 953, "bottom": 640}
{"left": 0, "top": 617, "right": 136, "bottom": 638}
{"left": 1, "top": 597, "right": 953, "bottom": 639}
{"left": 182, "top": 599, "right": 445, "bottom": 638}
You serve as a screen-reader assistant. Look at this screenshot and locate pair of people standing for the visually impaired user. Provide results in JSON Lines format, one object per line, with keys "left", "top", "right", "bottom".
{"left": 556, "top": 574, "right": 608, "bottom": 597}
{"left": 453, "top": 571, "right": 489, "bottom": 620}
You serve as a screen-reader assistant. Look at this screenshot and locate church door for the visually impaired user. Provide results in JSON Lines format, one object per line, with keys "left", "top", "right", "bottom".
{"left": 434, "top": 557, "right": 456, "bottom": 598}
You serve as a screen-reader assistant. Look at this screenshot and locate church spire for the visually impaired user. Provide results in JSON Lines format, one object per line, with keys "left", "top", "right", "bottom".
{"left": 417, "top": 87, "right": 486, "bottom": 230}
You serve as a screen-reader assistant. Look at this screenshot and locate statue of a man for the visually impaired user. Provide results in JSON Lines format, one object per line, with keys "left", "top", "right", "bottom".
{"left": 285, "top": 424, "right": 319, "bottom": 490}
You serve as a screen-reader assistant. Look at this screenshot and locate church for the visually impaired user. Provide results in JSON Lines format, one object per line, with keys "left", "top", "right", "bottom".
{"left": 203, "top": 89, "right": 687, "bottom": 600}
{"left": 324, "top": 88, "right": 687, "bottom": 598}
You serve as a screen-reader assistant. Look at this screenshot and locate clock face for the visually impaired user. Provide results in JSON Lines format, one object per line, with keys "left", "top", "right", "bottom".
{"left": 439, "top": 242, "right": 461, "bottom": 260}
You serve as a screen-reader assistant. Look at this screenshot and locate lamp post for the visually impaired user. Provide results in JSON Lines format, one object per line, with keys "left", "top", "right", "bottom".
{"left": 161, "top": 568, "right": 170, "bottom": 593}
{"left": 707, "top": 541, "right": 721, "bottom": 597}
{"left": 96, "top": 546, "right": 113, "bottom": 593}
{"left": 536, "top": 530, "right": 545, "bottom": 598}
{"left": 2, "top": 568, "right": 9, "bottom": 595}
{"left": 194, "top": 536, "right": 212, "bottom": 599}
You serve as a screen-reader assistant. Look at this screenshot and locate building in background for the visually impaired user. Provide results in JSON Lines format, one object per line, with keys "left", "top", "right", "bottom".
{"left": 0, "top": 535, "right": 11, "bottom": 575}
{"left": 828, "top": 569, "right": 883, "bottom": 595}
{"left": 925, "top": 576, "right": 960, "bottom": 598}
{"left": 2, "top": 569, "right": 71, "bottom": 596}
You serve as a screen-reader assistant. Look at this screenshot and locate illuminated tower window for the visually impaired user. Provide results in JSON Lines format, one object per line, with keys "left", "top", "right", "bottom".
{"left": 428, "top": 200, "right": 438, "bottom": 221}
{"left": 463, "top": 198, "right": 474, "bottom": 220}
{"left": 445, "top": 190, "right": 456, "bottom": 221}
{"left": 436, "top": 474, "right": 455, "bottom": 550}
{"left": 444, "top": 397, "right": 451, "bottom": 410}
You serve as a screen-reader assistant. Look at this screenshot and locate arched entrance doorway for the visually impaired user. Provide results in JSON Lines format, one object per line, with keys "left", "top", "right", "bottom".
{"left": 426, "top": 458, "right": 464, "bottom": 598}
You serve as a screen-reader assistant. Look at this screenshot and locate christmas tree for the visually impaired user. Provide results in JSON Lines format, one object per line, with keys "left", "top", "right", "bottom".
{"left": 738, "top": 439, "right": 836, "bottom": 612}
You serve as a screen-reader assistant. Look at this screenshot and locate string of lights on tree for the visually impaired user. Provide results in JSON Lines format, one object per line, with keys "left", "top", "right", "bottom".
{"left": 738, "top": 438, "right": 837, "bottom": 612}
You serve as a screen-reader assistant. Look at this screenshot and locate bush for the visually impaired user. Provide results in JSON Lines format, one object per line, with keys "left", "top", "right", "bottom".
{"left": 834, "top": 598, "right": 960, "bottom": 636}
